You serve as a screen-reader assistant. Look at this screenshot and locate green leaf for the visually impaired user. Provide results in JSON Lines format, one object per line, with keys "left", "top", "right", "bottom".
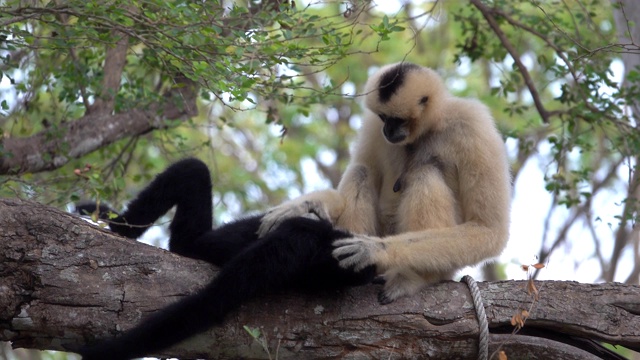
{"left": 243, "top": 325, "right": 261, "bottom": 339}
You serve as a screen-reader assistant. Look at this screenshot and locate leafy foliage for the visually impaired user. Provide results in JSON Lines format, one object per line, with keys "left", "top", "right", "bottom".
{"left": 0, "top": 0, "right": 405, "bottom": 211}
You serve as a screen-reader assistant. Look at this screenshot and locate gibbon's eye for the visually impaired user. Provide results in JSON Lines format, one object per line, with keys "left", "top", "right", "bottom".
{"left": 419, "top": 96, "right": 429, "bottom": 105}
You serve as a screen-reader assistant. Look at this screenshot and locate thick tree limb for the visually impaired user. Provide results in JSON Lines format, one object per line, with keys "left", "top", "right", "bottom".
{"left": 0, "top": 76, "right": 197, "bottom": 176}
{"left": 1, "top": 198, "right": 639, "bottom": 359}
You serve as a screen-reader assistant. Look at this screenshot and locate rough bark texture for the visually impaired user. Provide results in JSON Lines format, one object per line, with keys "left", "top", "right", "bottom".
{"left": 1, "top": 198, "right": 639, "bottom": 359}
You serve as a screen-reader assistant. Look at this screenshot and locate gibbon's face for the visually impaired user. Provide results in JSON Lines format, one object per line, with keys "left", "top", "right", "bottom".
{"left": 365, "top": 63, "right": 446, "bottom": 145}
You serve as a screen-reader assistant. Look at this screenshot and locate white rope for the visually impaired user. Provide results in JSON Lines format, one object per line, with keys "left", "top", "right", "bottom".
{"left": 461, "top": 275, "right": 489, "bottom": 360}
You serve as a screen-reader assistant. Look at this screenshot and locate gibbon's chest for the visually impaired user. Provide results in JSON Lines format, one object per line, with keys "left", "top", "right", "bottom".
{"left": 376, "top": 148, "right": 405, "bottom": 236}
{"left": 405, "top": 133, "right": 459, "bottom": 193}
{"left": 376, "top": 132, "right": 459, "bottom": 235}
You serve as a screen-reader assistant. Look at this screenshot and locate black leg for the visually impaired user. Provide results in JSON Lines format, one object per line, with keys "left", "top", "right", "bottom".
{"left": 78, "top": 217, "right": 375, "bottom": 360}
{"left": 76, "top": 158, "right": 214, "bottom": 249}
{"left": 76, "top": 157, "right": 262, "bottom": 265}
{"left": 114, "top": 158, "right": 213, "bottom": 243}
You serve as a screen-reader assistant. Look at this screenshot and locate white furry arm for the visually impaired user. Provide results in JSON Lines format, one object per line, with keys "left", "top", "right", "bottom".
{"left": 257, "top": 189, "right": 345, "bottom": 237}
{"left": 332, "top": 224, "right": 505, "bottom": 277}
{"left": 332, "top": 224, "right": 504, "bottom": 304}
{"left": 372, "top": 224, "right": 505, "bottom": 273}
{"left": 259, "top": 160, "right": 380, "bottom": 237}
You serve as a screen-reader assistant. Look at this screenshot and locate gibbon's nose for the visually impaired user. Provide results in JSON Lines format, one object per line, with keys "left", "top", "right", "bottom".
{"left": 382, "top": 123, "right": 407, "bottom": 144}
{"left": 379, "top": 115, "right": 408, "bottom": 144}
{"left": 383, "top": 126, "right": 406, "bottom": 144}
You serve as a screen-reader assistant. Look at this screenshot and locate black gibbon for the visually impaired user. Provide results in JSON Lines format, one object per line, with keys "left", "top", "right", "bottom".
{"left": 260, "top": 62, "right": 511, "bottom": 304}
{"left": 75, "top": 158, "right": 376, "bottom": 360}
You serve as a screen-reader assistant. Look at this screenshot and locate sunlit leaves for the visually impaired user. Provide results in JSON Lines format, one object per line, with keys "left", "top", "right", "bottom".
{"left": 369, "top": 15, "right": 405, "bottom": 41}
{"left": 1, "top": 0, "right": 391, "bottom": 122}
{"left": 456, "top": 0, "right": 639, "bottom": 218}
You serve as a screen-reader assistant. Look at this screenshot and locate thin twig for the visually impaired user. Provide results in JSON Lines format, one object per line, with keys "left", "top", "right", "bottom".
{"left": 470, "top": 0, "right": 550, "bottom": 123}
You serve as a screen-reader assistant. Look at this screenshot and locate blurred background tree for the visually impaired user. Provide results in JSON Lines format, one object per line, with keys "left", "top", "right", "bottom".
{"left": 1, "top": 0, "right": 639, "bottom": 357}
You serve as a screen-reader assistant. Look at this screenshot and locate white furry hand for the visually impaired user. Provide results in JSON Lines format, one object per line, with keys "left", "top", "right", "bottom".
{"left": 332, "top": 235, "right": 384, "bottom": 271}
{"left": 257, "top": 200, "right": 331, "bottom": 237}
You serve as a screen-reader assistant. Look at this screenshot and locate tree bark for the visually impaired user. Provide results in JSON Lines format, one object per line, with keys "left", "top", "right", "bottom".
{"left": 1, "top": 198, "right": 639, "bottom": 359}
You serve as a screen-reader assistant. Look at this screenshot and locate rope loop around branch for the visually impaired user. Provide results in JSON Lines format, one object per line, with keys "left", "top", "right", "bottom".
{"left": 461, "top": 275, "right": 489, "bottom": 360}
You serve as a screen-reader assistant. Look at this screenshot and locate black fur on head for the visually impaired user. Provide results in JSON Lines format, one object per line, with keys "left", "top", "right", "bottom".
{"left": 377, "top": 62, "right": 420, "bottom": 103}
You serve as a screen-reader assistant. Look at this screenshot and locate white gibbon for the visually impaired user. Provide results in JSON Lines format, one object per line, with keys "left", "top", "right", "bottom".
{"left": 259, "top": 62, "right": 511, "bottom": 304}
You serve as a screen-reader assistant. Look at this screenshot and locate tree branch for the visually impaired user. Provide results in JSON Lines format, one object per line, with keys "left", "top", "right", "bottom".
{"left": 470, "top": 0, "right": 551, "bottom": 123}
{"left": 1, "top": 198, "right": 639, "bottom": 359}
{"left": 91, "top": 29, "right": 130, "bottom": 114}
{"left": 0, "top": 76, "right": 197, "bottom": 175}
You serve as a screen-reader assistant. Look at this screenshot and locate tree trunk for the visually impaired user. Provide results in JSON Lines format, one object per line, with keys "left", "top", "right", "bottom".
{"left": 1, "top": 198, "right": 639, "bottom": 359}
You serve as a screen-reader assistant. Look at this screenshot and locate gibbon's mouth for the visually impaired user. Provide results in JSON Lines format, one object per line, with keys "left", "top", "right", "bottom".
{"left": 379, "top": 114, "right": 408, "bottom": 144}
{"left": 384, "top": 130, "right": 407, "bottom": 144}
